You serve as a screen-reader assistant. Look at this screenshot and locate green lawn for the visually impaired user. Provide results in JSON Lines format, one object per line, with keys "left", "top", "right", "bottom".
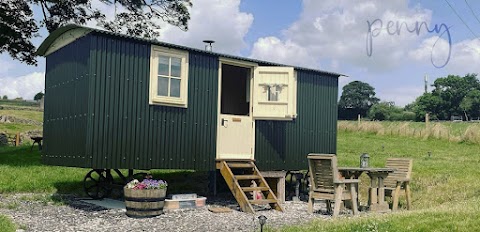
{"left": 0, "top": 105, "right": 43, "bottom": 135}
{"left": 275, "top": 130, "right": 480, "bottom": 231}
{"left": 0, "top": 124, "right": 42, "bottom": 135}
{"left": 277, "top": 199, "right": 480, "bottom": 232}
{"left": 0, "top": 109, "right": 43, "bottom": 122}
{"left": 0, "top": 146, "right": 208, "bottom": 196}
{"left": 0, "top": 215, "right": 16, "bottom": 232}
{"left": 339, "top": 120, "right": 480, "bottom": 143}
{"left": 0, "top": 146, "right": 87, "bottom": 194}
{"left": 1, "top": 122, "right": 479, "bottom": 231}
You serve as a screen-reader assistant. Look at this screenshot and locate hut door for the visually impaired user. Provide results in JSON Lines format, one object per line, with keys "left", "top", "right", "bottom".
{"left": 252, "top": 67, "right": 297, "bottom": 120}
{"left": 217, "top": 63, "right": 254, "bottom": 160}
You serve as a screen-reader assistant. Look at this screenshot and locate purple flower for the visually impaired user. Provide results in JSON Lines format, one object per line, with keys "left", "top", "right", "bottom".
{"left": 125, "top": 176, "right": 168, "bottom": 190}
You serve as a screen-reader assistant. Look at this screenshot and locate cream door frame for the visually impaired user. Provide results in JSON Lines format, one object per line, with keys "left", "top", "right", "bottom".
{"left": 216, "top": 58, "right": 258, "bottom": 160}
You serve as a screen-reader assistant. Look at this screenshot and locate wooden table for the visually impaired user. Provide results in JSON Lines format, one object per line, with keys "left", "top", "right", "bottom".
{"left": 338, "top": 167, "right": 395, "bottom": 213}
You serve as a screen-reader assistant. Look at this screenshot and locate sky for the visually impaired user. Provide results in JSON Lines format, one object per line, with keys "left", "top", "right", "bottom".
{"left": 1, "top": 0, "right": 480, "bottom": 106}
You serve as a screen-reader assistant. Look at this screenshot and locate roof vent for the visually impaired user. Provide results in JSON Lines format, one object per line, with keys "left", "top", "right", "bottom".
{"left": 203, "top": 40, "right": 215, "bottom": 52}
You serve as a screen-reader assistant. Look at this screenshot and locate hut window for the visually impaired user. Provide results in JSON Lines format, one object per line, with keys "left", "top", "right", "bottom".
{"left": 149, "top": 46, "right": 189, "bottom": 108}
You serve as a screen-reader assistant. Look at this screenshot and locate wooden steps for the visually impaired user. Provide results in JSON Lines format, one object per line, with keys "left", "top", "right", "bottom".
{"left": 217, "top": 160, "right": 284, "bottom": 213}
{"left": 236, "top": 175, "right": 261, "bottom": 180}
{"left": 241, "top": 186, "right": 270, "bottom": 191}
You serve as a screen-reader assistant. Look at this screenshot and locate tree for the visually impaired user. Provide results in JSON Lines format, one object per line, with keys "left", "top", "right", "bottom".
{"left": 34, "top": 92, "right": 44, "bottom": 101}
{"left": 411, "top": 93, "right": 444, "bottom": 121}
{"left": 368, "top": 102, "right": 398, "bottom": 121}
{"left": 431, "top": 74, "right": 480, "bottom": 119}
{"left": 338, "top": 81, "right": 380, "bottom": 120}
{"left": 460, "top": 89, "right": 480, "bottom": 120}
{"left": 368, "top": 102, "right": 414, "bottom": 121}
{"left": 1, "top": 0, "right": 192, "bottom": 65}
{"left": 411, "top": 74, "right": 480, "bottom": 121}
{"left": 2, "top": 95, "right": 7, "bottom": 100}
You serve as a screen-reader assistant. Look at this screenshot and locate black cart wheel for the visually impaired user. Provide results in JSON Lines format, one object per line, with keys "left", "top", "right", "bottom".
{"left": 83, "top": 169, "right": 113, "bottom": 199}
{"left": 300, "top": 170, "right": 310, "bottom": 200}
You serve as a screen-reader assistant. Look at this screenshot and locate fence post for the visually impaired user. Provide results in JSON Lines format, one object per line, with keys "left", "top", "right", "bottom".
{"left": 15, "top": 132, "right": 20, "bottom": 146}
{"left": 425, "top": 113, "right": 430, "bottom": 128}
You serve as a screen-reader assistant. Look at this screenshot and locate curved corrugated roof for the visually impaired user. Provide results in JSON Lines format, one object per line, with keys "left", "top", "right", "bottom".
{"left": 37, "top": 24, "right": 345, "bottom": 77}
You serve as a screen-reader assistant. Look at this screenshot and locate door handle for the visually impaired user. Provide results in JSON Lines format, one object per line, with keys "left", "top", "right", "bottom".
{"left": 222, "top": 118, "right": 228, "bottom": 127}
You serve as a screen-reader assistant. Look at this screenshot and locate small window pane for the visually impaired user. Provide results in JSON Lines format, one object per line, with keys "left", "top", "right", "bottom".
{"left": 171, "top": 58, "right": 182, "bottom": 77}
{"left": 170, "top": 79, "right": 181, "bottom": 97}
{"left": 157, "top": 77, "right": 169, "bottom": 96}
{"left": 267, "top": 86, "right": 278, "bottom": 101}
{"left": 158, "top": 56, "right": 169, "bottom": 76}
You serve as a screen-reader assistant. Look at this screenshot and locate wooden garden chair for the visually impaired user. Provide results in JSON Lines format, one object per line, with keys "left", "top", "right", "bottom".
{"left": 384, "top": 158, "right": 413, "bottom": 211}
{"left": 307, "top": 154, "right": 359, "bottom": 217}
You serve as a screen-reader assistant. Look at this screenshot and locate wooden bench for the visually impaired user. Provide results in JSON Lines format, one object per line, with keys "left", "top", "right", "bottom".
{"left": 384, "top": 158, "right": 413, "bottom": 211}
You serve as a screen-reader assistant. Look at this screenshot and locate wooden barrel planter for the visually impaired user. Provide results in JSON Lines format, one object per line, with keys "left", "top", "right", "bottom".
{"left": 124, "top": 188, "right": 167, "bottom": 218}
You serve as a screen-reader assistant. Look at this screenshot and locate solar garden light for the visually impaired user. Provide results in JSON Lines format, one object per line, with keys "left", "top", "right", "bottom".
{"left": 360, "top": 153, "right": 370, "bottom": 168}
{"left": 258, "top": 215, "right": 267, "bottom": 232}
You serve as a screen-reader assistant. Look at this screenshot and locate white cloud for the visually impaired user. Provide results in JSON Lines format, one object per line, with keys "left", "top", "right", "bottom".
{"left": 249, "top": 37, "right": 317, "bottom": 68}
{"left": 410, "top": 36, "right": 480, "bottom": 73}
{"left": 0, "top": 72, "right": 45, "bottom": 100}
{"left": 158, "top": 0, "right": 253, "bottom": 54}
{"left": 338, "top": 76, "right": 352, "bottom": 90}
{"left": 250, "top": 0, "right": 434, "bottom": 72}
{"left": 377, "top": 86, "right": 423, "bottom": 106}
{"left": 89, "top": 0, "right": 253, "bottom": 55}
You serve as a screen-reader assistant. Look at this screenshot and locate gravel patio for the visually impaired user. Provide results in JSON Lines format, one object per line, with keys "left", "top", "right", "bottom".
{"left": 0, "top": 194, "right": 343, "bottom": 232}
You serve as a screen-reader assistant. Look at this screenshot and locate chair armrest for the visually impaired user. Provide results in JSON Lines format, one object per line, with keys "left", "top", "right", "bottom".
{"left": 334, "top": 179, "right": 359, "bottom": 184}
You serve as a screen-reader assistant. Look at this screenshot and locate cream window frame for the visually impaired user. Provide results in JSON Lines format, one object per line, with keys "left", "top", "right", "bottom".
{"left": 149, "top": 46, "right": 189, "bottom": 108}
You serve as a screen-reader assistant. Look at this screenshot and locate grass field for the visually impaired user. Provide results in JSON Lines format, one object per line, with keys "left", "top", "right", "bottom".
{"left": 0, "top": 104, "right": 43, "bottom": 135}
{"left": 0, "top": 109, "right": 43, "bottom": 122}
{"left": 2, "top": 129, "right": 480, "bottom": 231}
{"left": 0, "top": 214, "right": 16, "bottom": 232}
{"left": 339, "top": 120, "right": 480, "bottom": 143}
{"left": 274, "top": 130, "right": 480, "bottom": 231}
{"left": 0, "top": 146, "right": 209, "bottom": 196}
{"left": 0, "top": 100, "right": 39, "bottom": 107}
{"left": 1, "top": 105, "right": 480, "bottom": 231}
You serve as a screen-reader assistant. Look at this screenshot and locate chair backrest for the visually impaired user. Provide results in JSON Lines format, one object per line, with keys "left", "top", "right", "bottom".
{"left": 307, "top": 154, "right": 339, "bottom": 192}
{"left": 384, "top": 158, "right": 413, "bottom": 188}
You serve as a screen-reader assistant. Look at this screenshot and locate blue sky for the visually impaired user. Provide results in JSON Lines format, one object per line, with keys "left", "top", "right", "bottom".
{"left": 1, "top": 0, "right": 480, "bottom": 106}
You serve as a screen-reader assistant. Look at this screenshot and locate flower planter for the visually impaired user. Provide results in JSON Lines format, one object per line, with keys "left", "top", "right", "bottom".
{"left": 124, "top": 187, "right": 167, "bottom": 218}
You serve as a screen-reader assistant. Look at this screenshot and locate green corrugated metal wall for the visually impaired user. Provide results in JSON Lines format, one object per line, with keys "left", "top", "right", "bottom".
{"left": 42, "top": 35, "right": 91, "bottom": 167}
{"left": 42, "top": 31, "right": 338, "bottom": 171}
{"left": 254, "top": 71, "right": 338, "bottom": 170}
{"left": 86, "top": 33, "right": 219, "bottom": 170}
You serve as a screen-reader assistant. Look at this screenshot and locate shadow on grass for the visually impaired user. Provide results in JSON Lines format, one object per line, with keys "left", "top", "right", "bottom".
{"left": 53, "top": 170, "right": 214, "bottom": 197}
{"left": 0, "top": 146, "right": 232, "bottom": 202}
{"left": 54, "top": 181, "right": 85, "bottom": 196}
{"left": 0, "top": 146, "right": 43, "bottom": 167}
